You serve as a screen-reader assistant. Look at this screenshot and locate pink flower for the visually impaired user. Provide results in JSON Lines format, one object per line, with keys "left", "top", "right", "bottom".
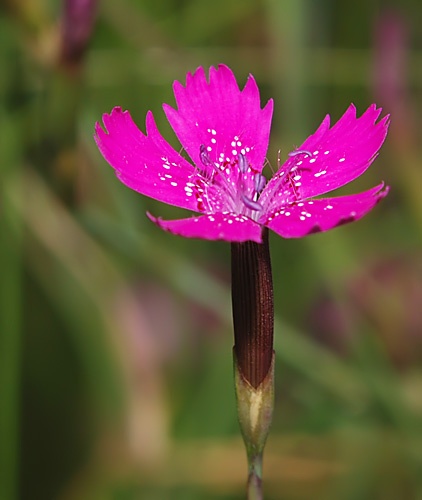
{"left": 95, "top": 65, "right": 389, "bottom": 243}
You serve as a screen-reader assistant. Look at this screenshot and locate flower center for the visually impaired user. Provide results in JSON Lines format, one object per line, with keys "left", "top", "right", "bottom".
{"left": 198, "top": 145, "right": 266, "bottom": 220}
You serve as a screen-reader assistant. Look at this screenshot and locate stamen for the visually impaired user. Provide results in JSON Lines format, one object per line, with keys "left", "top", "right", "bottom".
{"left": 238, "top": 153, "right": 248, "bottom": 173}
{"left": 254, "top": 173, "right": 266, "bottom": 193}
{"left": 200, "top": 144, "right": 213, "bottom": 166}
{"left": 242, "top": 194, "right": 263, "bottom": 212}
{"left": 288, "top": 149, "right": 313, "bottom": 158}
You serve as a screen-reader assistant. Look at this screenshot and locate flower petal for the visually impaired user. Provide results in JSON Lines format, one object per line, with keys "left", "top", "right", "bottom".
{"left": 163, "top": 65, "right": 273, "bottom": 175}
{"left": 264, "top": 183, "right": 389, "bottom": 238}
{"left": 263, "top": 104, "right": 389, "bottom": 205}
{"left": 94, "top": 107, "right": 205, "bottom": 212}
{"left": 147, "top": 211, "right": 263, "bottom": 243}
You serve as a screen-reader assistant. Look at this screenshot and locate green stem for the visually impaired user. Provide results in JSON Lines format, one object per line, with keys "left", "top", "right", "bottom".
{"left": 247, "top": 454, "right": 263, "bottom": 500}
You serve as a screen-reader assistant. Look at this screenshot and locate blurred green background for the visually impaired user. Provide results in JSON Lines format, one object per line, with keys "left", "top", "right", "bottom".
{"left": 1, "top": 0, "right": 422, "bottom": 499}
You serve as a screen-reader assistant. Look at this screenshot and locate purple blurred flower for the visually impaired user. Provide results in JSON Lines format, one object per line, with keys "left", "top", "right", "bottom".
{"left": 60, "top": 0, "right": 97, "bottom": 66}
{"left": 95, "top": 65, "right": 389, "bottom": 243}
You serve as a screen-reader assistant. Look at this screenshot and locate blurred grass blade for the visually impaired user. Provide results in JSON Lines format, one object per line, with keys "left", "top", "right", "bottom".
{"left": 0, "top": 171, "right": 22, "bottom": 500}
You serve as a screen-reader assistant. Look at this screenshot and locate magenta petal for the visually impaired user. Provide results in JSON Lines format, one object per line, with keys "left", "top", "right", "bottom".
{"left": 273, "top": 104, "right": 390, "bottom": 200}
{"left": 147, "top": 212, "right": 263, "bottom": 243}
{"left": 94, "top": 107, "right": 204, "bottom": 212}
{"left": 265, "top": 183, "right": 389, "bottom": 238}
{"left": 163, "top": 65, "right": 273, "bottom": 174}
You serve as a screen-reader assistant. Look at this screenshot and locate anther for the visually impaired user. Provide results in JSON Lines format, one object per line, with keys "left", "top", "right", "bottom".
{"left": 288, "top": 149, "right": 313, "bottom": 158}
{"left": 254, "top": 173, "right": 266, "bottom": 193}
{"left": 200, "top": 144, "right": 213, "bottom": 166}
{"left": 241, "top": 194, "right": 263, "bottom": 212}
{"left": 238, "top": 153, "right": 248, "bottom": 173}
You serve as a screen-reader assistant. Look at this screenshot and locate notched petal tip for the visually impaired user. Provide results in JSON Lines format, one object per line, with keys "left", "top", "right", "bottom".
{"left": 372, "top": 181, "right": 389, "bottom": 198}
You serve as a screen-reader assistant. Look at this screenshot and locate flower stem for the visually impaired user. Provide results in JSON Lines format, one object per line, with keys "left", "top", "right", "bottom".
{"left": 247, "top": 453, "right": 263, "bottom": 500}
{"left": 231, "top": 228, "right": 274, "bottom": 388}
{"left": 231, "top": 228, "right": 274, "bottom": 499}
